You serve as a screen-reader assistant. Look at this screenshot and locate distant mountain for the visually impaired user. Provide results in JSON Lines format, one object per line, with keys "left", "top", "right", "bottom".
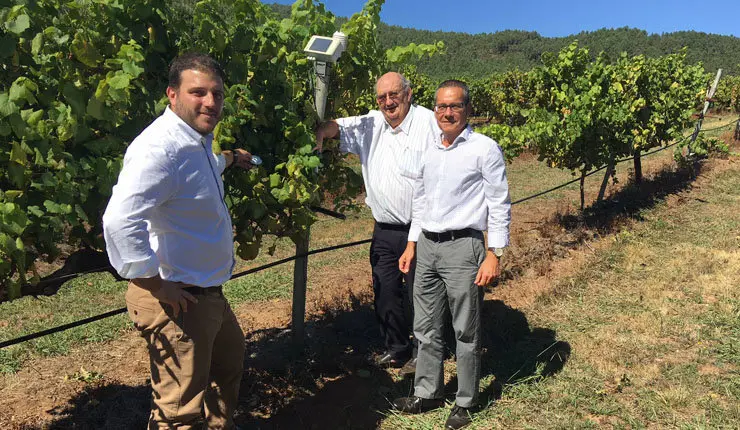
{"left": 266, "top": 3, "right": 740, "bottom": 79}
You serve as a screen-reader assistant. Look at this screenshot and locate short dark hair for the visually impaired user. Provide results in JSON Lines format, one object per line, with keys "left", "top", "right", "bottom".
{"left": 436, "top": 79, "right": 470, "bottom": 105}
{"left": 168, "top": 52, "right": 225, "bottom": 89}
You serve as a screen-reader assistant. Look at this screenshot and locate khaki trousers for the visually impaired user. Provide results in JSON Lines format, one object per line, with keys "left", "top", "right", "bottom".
{"left": 126, "top": 283, "right": 245, "bottom": 429}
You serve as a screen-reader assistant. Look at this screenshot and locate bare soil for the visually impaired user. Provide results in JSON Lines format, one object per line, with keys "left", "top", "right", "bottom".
{"left": 1, "top": 146, "right": 737, "bottom": 429}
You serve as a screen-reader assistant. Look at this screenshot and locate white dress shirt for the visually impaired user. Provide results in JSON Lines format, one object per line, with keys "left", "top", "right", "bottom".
{"left": 103, "top": 107, "right": 235, "bottom": 287}
{"left": 337, "top": 105, "right": 439, "bottom": 225}
{"left": 409, "top": 126, "right": 511, "bottom": 248}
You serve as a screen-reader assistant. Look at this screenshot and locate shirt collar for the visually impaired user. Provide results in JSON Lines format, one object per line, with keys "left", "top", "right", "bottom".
{"left": 163, "top": 106, "right": 214, "bottom": 145}
{"left": 436, "top": 124, "right": 473, "bottom": 150}
{"left": 385, "top": 104, "right": 416, "bottom": 135}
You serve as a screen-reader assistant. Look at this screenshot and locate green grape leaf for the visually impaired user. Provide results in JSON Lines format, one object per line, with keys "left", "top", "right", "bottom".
{"left": 3, "top": 190, "right": 23, "bottom": 200}
{"left": 0, "top": 233, "right": 17, "bottom": 253}
{"left": 0, "top": 93, "right": 19, "bottom": 118}
{"left": 269, "top": 173, "right": 281, "bottom": 188}
{"left": 63, "top": 83, "right": 87, "bottom": 115}
{"left": 236, "top": 241, "right": 260, "bottom": 260}
{"left": 9, "top": 77, "right": 38, "bottom": 106}
{"left": 10, "top": 141, "right": 26, "bottom": 165}
{"left": 86, "top": 97, "right": 106, "bottom": 120}
{"left": 7, "top": 163, "right": 25, "bottom": 188}
{"left": 43, "top": 200, "right": 62, "bottom": 214}
{"left": 107, "top": 73, "right": 131, "bottom": 90}
{"left": 27, "top": 206, "right": 44, "bottom": 217}
{"left": 31, "top": 32, "right": 43, "bottom": 55}
{"left": 22, "top": 108, "right": 43, "bottom": 126}
{"left": 0, "top": 205, "right": 28, "bottom": 235}
{"left": 75, "top": 204, "right": 89, "bottom": 222}
{"left": 71, "top": 33, "right": 103, "bottom": 67}
{"left": 121, "top": 59, "right": 145, "bottom": 77}
{"left": 5, "top": 13, "right": 30, "bottom": 35}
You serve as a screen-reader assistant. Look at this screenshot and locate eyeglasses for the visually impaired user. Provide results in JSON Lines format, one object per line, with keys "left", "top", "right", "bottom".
{"left": 376, "top": 91, "right": 403, "bottom": 103}
{"left": 434, "top": 103, "right": 467, "bottom": 113}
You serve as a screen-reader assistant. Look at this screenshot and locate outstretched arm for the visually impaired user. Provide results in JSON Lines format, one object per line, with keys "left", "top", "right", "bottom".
{"left": 315, "top": 120, "right": 340, "bottom": 152}
{"left": 222, "top": 149, "right": 258, "bottom": 171}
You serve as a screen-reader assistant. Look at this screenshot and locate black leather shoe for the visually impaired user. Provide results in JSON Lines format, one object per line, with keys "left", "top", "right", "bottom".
{"left": 444, "top": 404, "right": 472, "bottom": 429}
{"left": 392, "top": 396, "right": 444, "bottom": 414}
{"left": 399, "top": 357, "right": 417, "bottom": 375}
{"left": 374, "top": 352, "right": 405, "bottom": 368}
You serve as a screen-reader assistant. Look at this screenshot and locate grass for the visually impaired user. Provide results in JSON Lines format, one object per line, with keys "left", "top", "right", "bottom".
{"left": 379, "top": 156, "right": 740, "bottom": 428}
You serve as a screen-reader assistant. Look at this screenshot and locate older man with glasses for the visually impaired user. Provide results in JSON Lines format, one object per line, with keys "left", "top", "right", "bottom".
{"left": 393, "top": 80, "right": 511, "bottom": 430}
{"left": 315, "top": 72, "right": 439, "bottom": 373}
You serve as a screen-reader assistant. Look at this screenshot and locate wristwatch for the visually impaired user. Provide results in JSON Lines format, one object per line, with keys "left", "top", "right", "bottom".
{"left": 489, "top": 247, "right": 505, "bottom": 258}
{"left": 226, "top": 151, "right": 239, "bottom": 170}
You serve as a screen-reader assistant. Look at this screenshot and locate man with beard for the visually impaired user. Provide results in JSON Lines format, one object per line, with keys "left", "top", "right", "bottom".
{"left": 315, "top": 72, "right": 439, "bottom": 373}
{"left": 103, "top": 53, "right": 255, "bottom": 429}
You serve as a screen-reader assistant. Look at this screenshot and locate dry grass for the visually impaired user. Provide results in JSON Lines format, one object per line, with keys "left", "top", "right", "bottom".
{"left": 380, "top": 137, "right": 740, "bottom": 428}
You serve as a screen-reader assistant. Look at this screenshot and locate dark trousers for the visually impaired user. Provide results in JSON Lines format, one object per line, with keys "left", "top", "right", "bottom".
{"left": 370, "top": 222, "right": 415, "bottom": 358}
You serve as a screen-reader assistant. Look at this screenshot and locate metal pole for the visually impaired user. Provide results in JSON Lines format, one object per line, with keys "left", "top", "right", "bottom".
{"left": 289, "top": 53, "right": 335, "bottom": 346}
{"left": 313, "top": 61, "right": 330, "bottom": 121}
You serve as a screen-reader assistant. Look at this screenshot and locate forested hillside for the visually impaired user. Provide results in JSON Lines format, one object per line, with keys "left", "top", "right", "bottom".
{"left": 268, "top": 3, "right": 740, "bottom": 79}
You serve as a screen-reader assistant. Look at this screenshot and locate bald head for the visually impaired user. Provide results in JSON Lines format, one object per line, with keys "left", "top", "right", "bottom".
{"left": 375, "top": 72, "right": 413, "bottom": 128}
{"left": 375, "top": 72, "right": 410, "bottom": 94}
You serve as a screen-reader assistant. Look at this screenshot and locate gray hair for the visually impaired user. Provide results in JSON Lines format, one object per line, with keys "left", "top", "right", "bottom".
{"left": 436, "top": 79, "right": 470, "bottom": 105}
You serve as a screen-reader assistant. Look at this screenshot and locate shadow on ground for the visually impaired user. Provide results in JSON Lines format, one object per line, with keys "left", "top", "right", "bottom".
{"left": 565, "top": 161, "right": 705, "bottom": 231}
{"left": 43, "top": 383, "right": 150, "bottom": 429}
{"left": 437, "top": 299, "right": 570, "bottom": 408}
{"left": 501, "top": 161, "right": 706, "bottom": 282}
{"left": 36, "top": 292, "right": 568, "bottom": 430}
{"left": 477, "top": 300, "right": 570, "bottom": 404}
{"left": 237, "top": 290, "right": 396, "bottom": 429}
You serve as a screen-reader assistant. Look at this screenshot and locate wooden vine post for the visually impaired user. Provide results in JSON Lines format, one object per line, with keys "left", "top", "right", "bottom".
{"left": 597, "top": 158, "right": 616, "bottom": 202}
{"left": 291, "top": 231, "right": 310, "bottom": 346}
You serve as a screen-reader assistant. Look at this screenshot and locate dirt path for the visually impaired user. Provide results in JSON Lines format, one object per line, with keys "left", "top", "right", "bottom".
{"left": 1, "top": 144, "right": 737, "bottom": 429}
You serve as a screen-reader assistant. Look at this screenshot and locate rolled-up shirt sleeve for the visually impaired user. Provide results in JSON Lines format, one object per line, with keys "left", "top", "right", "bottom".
{"left": 482, "top": 144, "right": 511, "bottom": 248}
{"left": 102, "top": 146, "right": 177, "bottom": 279}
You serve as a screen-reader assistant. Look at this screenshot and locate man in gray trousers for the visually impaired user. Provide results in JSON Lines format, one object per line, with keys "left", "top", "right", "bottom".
{"left": 393, "top": 79, "right": 511, "bottom": 430}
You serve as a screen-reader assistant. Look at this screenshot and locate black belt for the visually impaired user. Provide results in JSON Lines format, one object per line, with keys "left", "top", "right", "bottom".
{"left": 183, "top": 285, "right": 223, "bottom": 295}
{"left": 375, "top": 222, "right": 411, "bottom": 232}
{"left": 423, "top": 228, "right": 477, "bottom": 242}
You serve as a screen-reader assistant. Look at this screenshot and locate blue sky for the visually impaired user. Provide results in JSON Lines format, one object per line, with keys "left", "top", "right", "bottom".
{"left": 265, "top": 0, "right": 740, "bottom": 38}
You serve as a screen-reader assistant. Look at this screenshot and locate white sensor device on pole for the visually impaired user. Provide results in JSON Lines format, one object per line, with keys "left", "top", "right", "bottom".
{"left": 303, "top": 31, "right": 347, "bottom": 63}
{"left": 304, "top": 31, "right": 347, "bottom": 121}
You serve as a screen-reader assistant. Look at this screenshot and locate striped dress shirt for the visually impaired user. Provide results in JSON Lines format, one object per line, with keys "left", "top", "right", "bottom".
{"left": 408, "top": 126, "right": 511, "bottom": 248}
{"left": 337, "top": 105, "right": 439, "bottom": 225}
